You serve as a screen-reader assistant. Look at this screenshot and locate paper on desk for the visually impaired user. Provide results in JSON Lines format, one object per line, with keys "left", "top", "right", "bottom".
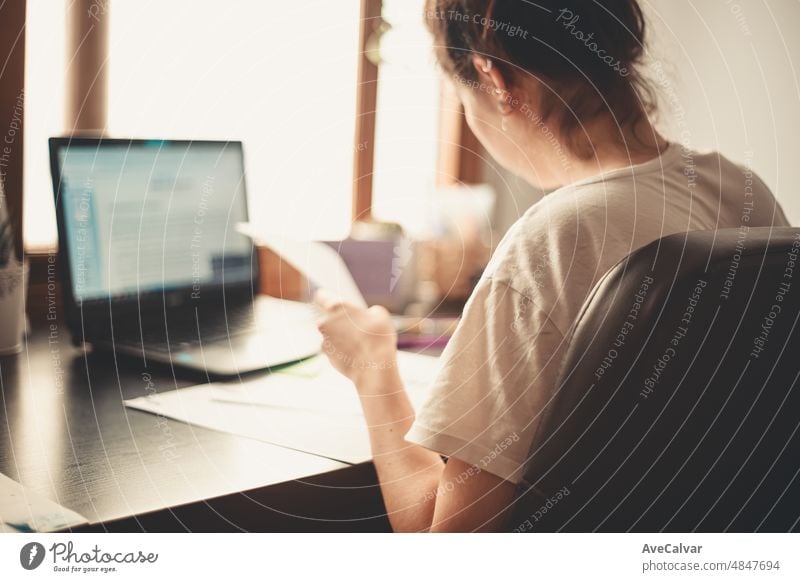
{"left": 237, "top": 223, "right": 366, "bottom": 308}
{"left": 124, "top": 351, "right": 441, "bottom": 464}
{"left": 211, "top": 354, "right": 436, "bottom": 414}
{"left": 0, "top": 473, "right": 88, "bottom": 533}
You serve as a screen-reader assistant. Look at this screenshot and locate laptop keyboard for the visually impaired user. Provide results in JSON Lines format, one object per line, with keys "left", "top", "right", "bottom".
{"left": 119, "top": 303, "right": 257, "bottom": 352}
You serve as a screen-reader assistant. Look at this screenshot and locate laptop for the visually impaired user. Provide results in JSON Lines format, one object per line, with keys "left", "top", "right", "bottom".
{"left": 49, "top": 137, "right": 321, "bottom": 377}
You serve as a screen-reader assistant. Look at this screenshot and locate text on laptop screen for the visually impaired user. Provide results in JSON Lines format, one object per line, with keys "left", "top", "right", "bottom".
{"left": 57, "top": 141, "right": 253, "bottom": 302}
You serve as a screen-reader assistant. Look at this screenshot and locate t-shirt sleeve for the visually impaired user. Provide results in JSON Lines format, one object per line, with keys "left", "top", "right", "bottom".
{"left": 405, "top": 276, "right": 567, "bottom": 484}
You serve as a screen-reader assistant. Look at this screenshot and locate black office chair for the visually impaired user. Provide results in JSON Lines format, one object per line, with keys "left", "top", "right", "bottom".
{"left": 511, "top": 227, "right": 800, "bottom": 532}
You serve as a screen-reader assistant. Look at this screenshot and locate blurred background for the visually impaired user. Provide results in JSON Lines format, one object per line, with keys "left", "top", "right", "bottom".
{"left": 4, "top": 0, "right": 800, "bottom": 315}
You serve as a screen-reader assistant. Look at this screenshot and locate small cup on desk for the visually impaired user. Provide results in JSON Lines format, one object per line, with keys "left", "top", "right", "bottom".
{"left": 0, "top": 260, "right": 27, "bottom": 355}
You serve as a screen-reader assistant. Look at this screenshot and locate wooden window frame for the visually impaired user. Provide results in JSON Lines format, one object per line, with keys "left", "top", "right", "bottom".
{"left": 351, "top": 0, "right": 382, "bottom": 222}
{"left": 20, "top": 0, "right": 483, "bottom": 321}
{"left": 353, "top": 0, "right": 484, "bottom": 212}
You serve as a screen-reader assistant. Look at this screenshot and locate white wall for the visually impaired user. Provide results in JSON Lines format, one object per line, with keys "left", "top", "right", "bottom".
{"left": 646, "top": 0, "right": 800, "bottom": 224}
{"left": 491, "top": 0, "right": 800, "bottom": 233}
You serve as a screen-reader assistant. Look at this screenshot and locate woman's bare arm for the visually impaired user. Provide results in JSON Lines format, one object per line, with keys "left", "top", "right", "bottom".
{"left": 356, "top": 364, "right": 517, "bottom": 532}
{"left": 316, "top": 297, "right": 517, "bottom": 532}
{"left": 356, "top": 366, "right": 443, "bottom": 531}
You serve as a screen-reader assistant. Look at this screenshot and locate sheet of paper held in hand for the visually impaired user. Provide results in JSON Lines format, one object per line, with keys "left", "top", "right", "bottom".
{"left": 124, "top": 351, "right": 441, "bottom": 464}
{"left": 236, "top": 222, "right": 367, "bottom": 308}
{"left": 0, "top": 472, "right": 88, "bottom": 532}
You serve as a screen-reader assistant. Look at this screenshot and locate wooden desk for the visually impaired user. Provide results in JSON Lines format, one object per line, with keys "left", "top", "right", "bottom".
{"left": 0, "top": 327, "right": 391, "bottom": 532}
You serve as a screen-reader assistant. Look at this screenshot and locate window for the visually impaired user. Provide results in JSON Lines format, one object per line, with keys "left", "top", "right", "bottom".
{"left": 23, "top": 1, "right": 66, "bottom": 249}
{"left": 108, "top": 0, "right": 360, "bottom": 241}
{"left": 371, "top": 0, "right": 441, "bottom": 237}
{"left": 21, "top": 0, "right": 467, "bottom": 250}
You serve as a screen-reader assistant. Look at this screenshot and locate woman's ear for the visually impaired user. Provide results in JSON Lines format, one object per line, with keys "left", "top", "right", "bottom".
{"left": 471, "top": 55, "right": 514, "bottom": 114}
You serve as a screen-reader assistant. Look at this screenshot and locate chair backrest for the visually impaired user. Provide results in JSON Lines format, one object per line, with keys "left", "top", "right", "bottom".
{"left": 511, "top": 227, "right": 800, "bottom": 532}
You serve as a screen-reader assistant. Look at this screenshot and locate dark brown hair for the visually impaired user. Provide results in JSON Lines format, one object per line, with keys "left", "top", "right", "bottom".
{"left": 425, "top": 0, "right": 657, "bottom": 158}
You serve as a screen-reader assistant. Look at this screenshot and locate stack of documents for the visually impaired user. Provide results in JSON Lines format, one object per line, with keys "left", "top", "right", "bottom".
{"left": 125, "top": 352, "right": 441, "bottom": 464}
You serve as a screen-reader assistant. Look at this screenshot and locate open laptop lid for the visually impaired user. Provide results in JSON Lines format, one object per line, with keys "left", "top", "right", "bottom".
{"left": 49, "top": 137, "right": 258, "bottom": 343}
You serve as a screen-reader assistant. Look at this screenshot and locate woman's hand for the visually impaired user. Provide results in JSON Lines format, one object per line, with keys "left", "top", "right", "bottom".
{"left": 314, "top": 291, "right": 398, "bottom": 387}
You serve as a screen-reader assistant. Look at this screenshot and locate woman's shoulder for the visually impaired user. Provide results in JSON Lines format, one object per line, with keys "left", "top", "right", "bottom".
{"left": 689, "top": 149, "right": 789, "bottom": 226}
{"left": 483, "top": 188, "right": 615, "bottom": 299}
{"left": 686, "top": 148, "right": 771, "bottom": 194}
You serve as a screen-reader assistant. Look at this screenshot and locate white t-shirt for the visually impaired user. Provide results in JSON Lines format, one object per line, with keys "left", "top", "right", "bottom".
{"left": 405, "top": 144, "right": 791, "bottom": 484}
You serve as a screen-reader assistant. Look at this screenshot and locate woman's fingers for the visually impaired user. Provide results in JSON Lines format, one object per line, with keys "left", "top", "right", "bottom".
{"left": 367, "top": 304, "right": 390, "bottom": 318}
{"left": 313, "top": 288, "right": 345, "bottom": 312}
{"left": 315, "top": 295, "right": 352, "bottom": 337}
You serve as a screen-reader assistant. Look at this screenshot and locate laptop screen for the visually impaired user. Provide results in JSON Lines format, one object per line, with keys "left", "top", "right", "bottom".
{"left": 54, "top": 140, "right": 253, "bottom": 303}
